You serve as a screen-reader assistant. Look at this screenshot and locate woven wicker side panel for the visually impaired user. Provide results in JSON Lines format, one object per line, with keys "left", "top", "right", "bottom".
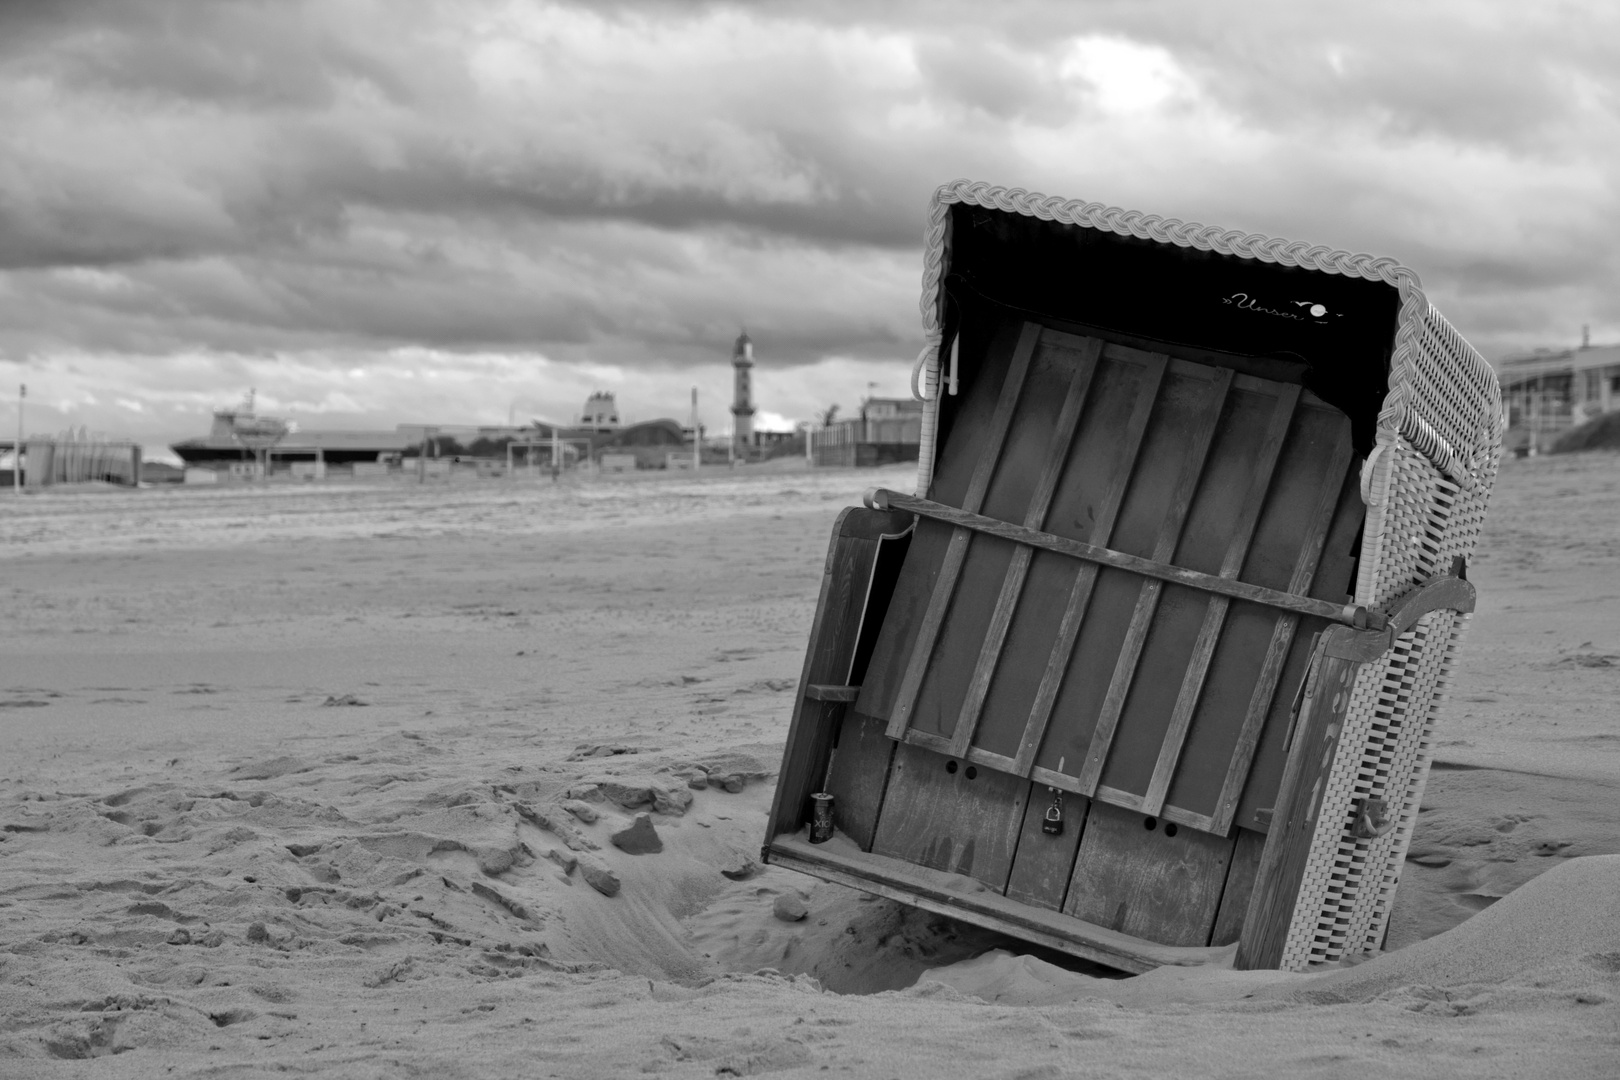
{"left": 1280, "top": 436, "right": 1496, "bottom": 969}
{"left": 1278, "top": 611, "right": 1454, "bottom": 969}
{"left": 1354, "top": 611, "right": 1473, "bottom": 955}
{"left": 1363, "top": 442, "right": 1440, "bottom": 607}
{"left": 1404, "top": 306, "right": 1503, "bottom": 476}
{"left": 1340, "top": 610, "right": 1456, "bottom": 954}
{"left": 1343, "top": 435, "right": 1499, "bottom": 957}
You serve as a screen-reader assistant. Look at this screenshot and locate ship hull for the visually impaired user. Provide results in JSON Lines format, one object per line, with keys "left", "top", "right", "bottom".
{"left": 169, "top": 439, "right": 406, "bottom": 466}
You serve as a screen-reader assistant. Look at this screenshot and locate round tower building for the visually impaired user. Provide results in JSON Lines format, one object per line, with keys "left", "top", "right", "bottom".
{"left": 731, "top": 330, "right": 756, "bottom": 455}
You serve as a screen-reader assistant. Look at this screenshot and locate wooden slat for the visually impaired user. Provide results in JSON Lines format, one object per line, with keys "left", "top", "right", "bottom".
{"left": 870, "top": 740, "right": 1030, "bottom": 890}
{"left": 1092, "top": 784, "right": 1147, "bottom": 812}
{"left": 824, "top": 710, "right": 899, "bottom": 851}
{"left": 1030, "top": 764, "right": 1086, "bottom": 796}
{"left": 1008, "top": 354, "right": 1169, "bottom": 775}
{"left": 902, "top": 729, "right": 956, "bottom": 756}
{"left": 1062, "top": 800, "right": 1235, "bottom": 947}
{"left": 886, "top": 322, "right": 1042, "bottom": 741}
{"left": 1033, "top": 774, "right": 1218, "bottom": 841}
{"left": 844, "top": 522, "right": 915, "bottom": 686}
{"left": 1233, "top": 630, "right": 1358, "bottom": 970}
{"left": 867, "top": 489, "right": 1380, "bottom": 633}
{"left": 1158, "top": 804, "right": 1218, "bottom": 833}
{"left": 765, "top": 508, "right": 909, "bottom": 841}
{"left": 1140, "top": 385, "right": 1300, "bottom": 817}
{"left": 770, "top": 834, "right": 1228, "bottom": 974}
{"left": 965, "top": 745, "right": 1021, "bottom": 774}
{"left": 1075, "top": 368, "right": 1234, "bottom": 797}
{"left": 804, "top": 684, "right": 861, "bottom": 703}
{"left": 1210, "top": 827, "right": 1267, "bottom": 947}
{"left": 1004, "top": 787, "right": 1089, "bottom": 911}
{"left": 1209, "top": 426, "right": 1356, "bottom": 835}
{"left": 948, "top": 337, "right": 1104, "bottom": 758}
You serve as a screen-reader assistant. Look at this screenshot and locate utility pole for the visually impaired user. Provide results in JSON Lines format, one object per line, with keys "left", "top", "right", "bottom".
{"left": 14, "top": 384, "right": 22, "bottom": 495}
{"left": 417, "top": 426, "right": 437, "bottom": 483}
{"left": 691, "top": 387, "right": 700, "bottom": 472}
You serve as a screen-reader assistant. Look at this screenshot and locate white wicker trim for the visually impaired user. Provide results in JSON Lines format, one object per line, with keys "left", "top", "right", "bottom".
{"left": 910, "top": 180, "right": 1502, "bottom": 499}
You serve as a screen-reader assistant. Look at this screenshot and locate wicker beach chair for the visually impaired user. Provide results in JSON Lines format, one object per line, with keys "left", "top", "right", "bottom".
{"left": 764, "top": 181, "right": 1503, "bottom": 972}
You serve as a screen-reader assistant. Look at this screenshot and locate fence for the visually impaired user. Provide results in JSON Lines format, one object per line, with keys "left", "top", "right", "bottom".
{"left": 813, "top": 416, "right": 922, "bottom": 468}
{"left": 19, "top": 440, "right": 142, "bottom": 488}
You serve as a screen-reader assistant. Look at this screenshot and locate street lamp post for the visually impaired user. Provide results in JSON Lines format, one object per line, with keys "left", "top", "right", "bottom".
{"left": 691, "top": 387, "right": 700, "bottom": 472}
{"left": 418, "top": 426, "right": 438, "bottom": 483}
{"left": 14, "top": 384, "right": 22, "bottom": 495}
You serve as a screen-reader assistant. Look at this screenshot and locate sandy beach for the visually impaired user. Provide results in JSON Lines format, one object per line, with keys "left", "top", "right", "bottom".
{"left": 1, "top": 457, "right": 1616, "bottom": 1078}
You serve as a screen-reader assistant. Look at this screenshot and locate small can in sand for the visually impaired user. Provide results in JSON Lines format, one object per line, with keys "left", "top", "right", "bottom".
{"left": 809, "top": 792, "right": 835, "bottom": 844}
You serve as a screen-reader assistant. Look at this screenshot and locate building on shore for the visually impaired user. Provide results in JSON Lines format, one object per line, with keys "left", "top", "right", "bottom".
{"left": 1498, "top": 332, "right": 1620, "bottom": 453}
{"left": 1, "top": 437, "right": 141, "bottom": 488}
{"left": 168, "top": 387, "right": 786, "bottom": 479}
{"left": 813, "top": 395, "right": 924, "bottom": 467}
{"left": 580, "top": 392, "right": 620, "bottom": 432}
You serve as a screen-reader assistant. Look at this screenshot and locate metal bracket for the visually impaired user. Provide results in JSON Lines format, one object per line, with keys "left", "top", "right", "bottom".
{"left": 1350, "top": 797, "right": 1396, "bottom": 839}
{"left": 1323, "top": 571, "right": 1478, "bottom": 662}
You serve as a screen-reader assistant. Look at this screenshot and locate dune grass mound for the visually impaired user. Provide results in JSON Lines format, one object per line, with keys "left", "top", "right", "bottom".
{"left": 1552, "top": 410, "right": 1620, "bottom": 453}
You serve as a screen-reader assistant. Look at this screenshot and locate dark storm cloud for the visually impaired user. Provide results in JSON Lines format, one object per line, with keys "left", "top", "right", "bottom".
{"left": 1, "top": 0, "right": 1618, "bottom": 445}
{"left": 743, "top": 0, "right": 1620, "bottom": 152}
{"left": 0, "top": 0, "right": 421, "bottom": 109}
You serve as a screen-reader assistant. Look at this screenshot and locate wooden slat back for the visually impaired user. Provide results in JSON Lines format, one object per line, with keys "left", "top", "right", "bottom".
{"left": 1139, "top": 385, "right": 1301, "bottom": 817}
{"left": 860, "top": 318, "right": 1360, "bottom": 842}
{"left": 1167, "top": 414, "right": 1357, "bottom": 831}
{"left": 882, "top": 322, "right": 1041, "bottom": 740}
{"left": 947, "top": 337, "right": 1104, "bottom": 758}
{"left": 993, "top": 352, "right": 1167, "bottom": 767}
{"left": 1072, "top": 365, "right": 1234, "bottom": 798}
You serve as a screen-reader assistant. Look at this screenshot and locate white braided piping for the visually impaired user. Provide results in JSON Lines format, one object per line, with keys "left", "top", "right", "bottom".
{"left": 914, "top": 180, "right": 1499, "bottom": 490}
{"left": 912, "top": 338, "right": 941, "bottom": 497}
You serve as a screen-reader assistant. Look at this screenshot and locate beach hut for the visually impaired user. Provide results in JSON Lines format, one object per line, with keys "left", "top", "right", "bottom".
{"left": 763, "top": 181, "right": 1503, "bottom": 973}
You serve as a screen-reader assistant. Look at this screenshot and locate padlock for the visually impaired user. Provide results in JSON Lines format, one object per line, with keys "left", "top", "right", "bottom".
{"left": 1041, "top": 790, "right": 1064, "bottom": 836}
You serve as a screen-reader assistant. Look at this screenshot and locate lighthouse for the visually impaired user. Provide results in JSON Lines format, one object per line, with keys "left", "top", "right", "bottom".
{"left": 731, "top": 330, "right": 756, "bottom": 457}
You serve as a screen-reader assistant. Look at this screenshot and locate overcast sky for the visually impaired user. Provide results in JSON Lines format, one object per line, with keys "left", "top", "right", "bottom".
{"left": 2, "top": 0, "right": 1616, "bottom": 447}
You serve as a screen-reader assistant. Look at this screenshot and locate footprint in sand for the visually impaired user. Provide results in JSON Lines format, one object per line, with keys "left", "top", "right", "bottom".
{"left": 1582, "top": 952, "right": 1620, "bottom": 973}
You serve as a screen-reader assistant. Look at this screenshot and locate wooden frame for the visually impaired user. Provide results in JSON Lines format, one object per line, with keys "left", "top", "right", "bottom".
{"left": 763, "top": 503, "right": 1475, "bottom": 971}
{"left": 856, "top": 325, "right": 1367, "bottom": 840}
{"left": 764, "top": 184, "right": 1499, "bottom": 973}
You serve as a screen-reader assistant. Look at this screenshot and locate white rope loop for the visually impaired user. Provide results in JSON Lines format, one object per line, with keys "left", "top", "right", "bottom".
{"left": 910, "top": 339, "right": 938, "bottom": 403}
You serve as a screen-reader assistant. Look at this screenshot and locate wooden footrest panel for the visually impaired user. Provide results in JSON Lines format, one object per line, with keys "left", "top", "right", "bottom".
{"left": 767, "top": 832, "right": 1228, "bottom": 975}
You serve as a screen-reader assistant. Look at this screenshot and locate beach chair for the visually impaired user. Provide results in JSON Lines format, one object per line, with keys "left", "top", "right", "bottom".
{"left": 763, "top": 181, "right": 1503, "bottom": 973}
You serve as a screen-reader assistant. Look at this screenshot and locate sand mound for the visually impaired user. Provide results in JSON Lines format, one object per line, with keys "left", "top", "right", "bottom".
{"left": 920, "top": 857, "right": 1620, "bottom": 1015}
{"left": 1272, "top": 854, "right": 1620, "bottom": 1004}
{"left": 916, "top": 949, "right": 1119, "bottom": 1005}
{"left": 1551, "top": 411, "right": 1620, "bottom": 453}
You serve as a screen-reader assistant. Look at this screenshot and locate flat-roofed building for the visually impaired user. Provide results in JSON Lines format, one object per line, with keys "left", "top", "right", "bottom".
{"left": 1499, "top": 338, "right": 1620, "bottom": 453}
{"left": 813, "top": 396, "right": 924, "bottom": 467}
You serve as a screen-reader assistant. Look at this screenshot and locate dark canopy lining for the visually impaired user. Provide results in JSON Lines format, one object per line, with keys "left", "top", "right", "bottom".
{"left": 939, "top": 205, "right": 1403, "bottom": 459}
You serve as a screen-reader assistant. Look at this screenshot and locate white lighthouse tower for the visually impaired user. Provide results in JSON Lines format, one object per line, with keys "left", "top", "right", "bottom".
{"left": 731, "top": 330, "right": 756, "bottom": 458}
